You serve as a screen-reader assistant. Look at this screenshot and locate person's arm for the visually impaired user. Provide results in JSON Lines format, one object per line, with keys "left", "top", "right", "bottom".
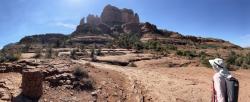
{"left": 213, "top": 74, "right": 226, "bottom": 102}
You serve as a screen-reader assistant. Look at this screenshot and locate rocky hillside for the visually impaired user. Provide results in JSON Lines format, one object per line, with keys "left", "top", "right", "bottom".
{"left": 2, "top": 4, "right": 241, "bottom": 51}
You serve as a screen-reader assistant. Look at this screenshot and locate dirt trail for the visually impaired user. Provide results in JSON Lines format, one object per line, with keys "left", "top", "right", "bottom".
{"left": 74, "top": 57, "right": 250, "bottom": 102}
{"left": 74, "top": 60, "right": 209, "bottom": 102}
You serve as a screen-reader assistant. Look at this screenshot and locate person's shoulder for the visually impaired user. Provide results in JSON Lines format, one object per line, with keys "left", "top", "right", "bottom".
{"left": 213, "top": 73, "right": 222, "bottom": 80}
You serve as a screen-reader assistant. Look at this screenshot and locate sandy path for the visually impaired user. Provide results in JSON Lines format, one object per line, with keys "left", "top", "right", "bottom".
{"left": 74, "top": 59, "right": 250, "bottom": 102}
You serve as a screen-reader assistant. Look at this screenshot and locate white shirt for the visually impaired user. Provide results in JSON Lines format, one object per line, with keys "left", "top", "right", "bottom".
{"left": 213, "top": 73, "right": 227, "bottom": 102}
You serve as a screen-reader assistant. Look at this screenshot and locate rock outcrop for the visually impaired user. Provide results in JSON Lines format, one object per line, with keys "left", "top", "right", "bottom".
{"left": 22, "top": 69, "right": 43, "bottom": 99}
{"left": 80, "top": 17, "right": 85, "bottom": 25}
{"left": 122, "top": 23, "right": 140, "bottom": 34}
{"left": 86, "top": 14, "right": 101, "bottom": 26}
{"left": 73, "top": 4, "right": 140, "bottom": 36}
{"left": 101, "top": 4, "right": 139, "bottom": 26}
{"left": 19, "top": 33, "right": 68, "bottom": 45}
{"left": 140, "top": 22, "right": 162, "bottom": 34}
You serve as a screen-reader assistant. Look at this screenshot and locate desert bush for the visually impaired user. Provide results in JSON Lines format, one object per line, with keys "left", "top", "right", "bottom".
{"left": 0, "top": 51, "right": 20, "bottom": 63}
{"left": 90, "top": 48, "right": 97, "bottom": 61}
{"left": 226, "top": 51, "right": 237, "bottom": 65}
{"left": 96, "top": 48, "right": 103, "bottom": 56}
{"left": 45, "top": 48, "right": 53, "bottom": 58}
{"left": 5, "top": 53, "right": 20, "bottom": 62}
{"left": 200, "top": 55, "right": 211, "bottom": 68}
{"left": 184, "top": 50, "right": 196, "bottom": 58}
{"left": 198, "top": 51, "right": 207, "bottom": 57}
{"left": 144, "top": 40, "right": 161, "bottom": 51}
{"left": 79, "top": 45, "right": 85, "bottom": 51}
{"left": 33, "top": 49, "right": 42, "bottom": 58}
{"left": 21, "top": 44, "right": 31, "bottom": 53}
{"left": 116, "top": 33, "right": 141, "bottom": 49}
{"left": 224, "top": 51, "right": 250, "bottom": 69}
{"left": 199, "top": 44, "right": 219, "bottom": 49}
{"left": 72, "top": 66, "right": 94, "bottom": 91}
{"left": 70, "top": 49, "right": 77, "bottom": 60}
{"left": 165, "top": 44, "right": 177, "bottom": 50}
{"left": 235, "top": 56, "right": 244, "bottom": 66}
{"left": 73, "top": 67, "right": 89, "bottom": 79}
{"left": 0, "top": 51, "right": 5, "bottom": 63}
{"left": 244, "top": 53, "right": 250, "bottom": 65}
{"left": 133, "top": 41, "right": 144, "bottom": 52}
{"left": 176, "top": 50, "right": 197, "bottom": 59}
{"left": 176, "top": 50, "right": 184, "bottom": 56}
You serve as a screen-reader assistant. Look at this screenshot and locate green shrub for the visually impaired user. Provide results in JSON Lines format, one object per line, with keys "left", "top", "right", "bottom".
{"left": 0, "top": 51, "right": 20, "bottom": 63}
{"left": 70, "top": 49, "right": 77, "bottom": 60}
{"left": 226, "top": 51, "right": 237, "bottom": 65}
{"left": 144, "top": 40, "right": 161, "bottom": 51}
{"left": 5, "top": 54, "right": 20, "bottom": 62}
{"left": 45, "top": 48, "right": 53, "bottom": 58}
{"left": 245, "top": 53, "right": 250, "bottom": 65}
{"left": 90, "top": 48, "right": 97, "bottom": 61}
{"left": 116, "top": 33, "right": 141, "bottom": 49}
{"left": 176, "top": 50, "right": 184, "bottom": 56}
{"left": 133, "top": 41, "right": 144, "bottom": 52}
{"left": 184, "top": 50, "right": 196, "bottom": 58}
{"left": 96, "top": 48, "right": 103, "bottom": 56}
{"left": 199, "top": 44, "right": 219, "bottom": 49}
{"left": 224, "top": 51, "right": 250, "bottom": 69}
{"left": 198, "top": 51, "right": 207, "bottom": 57}
{"left": 176, "top": 50, "right": 197, "bottom": 59}
{"left": 235, "top": 56, "right": 244, "bottom": 66}
{"left": 165, "top": 44, "right": 177, "bottom": 50}
{"left": 73, "top": 67, "right": 89, "bottom": 79}
{"left": 200, "top": 55, "right": 211, "bottom": 68}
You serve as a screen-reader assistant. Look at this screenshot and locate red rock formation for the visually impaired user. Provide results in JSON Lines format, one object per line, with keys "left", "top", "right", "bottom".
{"left": 101, "top": 4, "right": 140, "bottom": 26}
{"left": 22, "top": 69, "right": 43, "bottom": 99}
{"left": 86, "top": 14, "right": 101, "bottom": 26}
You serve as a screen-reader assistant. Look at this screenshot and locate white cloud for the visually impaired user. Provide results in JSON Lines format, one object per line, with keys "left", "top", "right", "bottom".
{"left": 55, "top": 22, "right": 77, "bottom": 29}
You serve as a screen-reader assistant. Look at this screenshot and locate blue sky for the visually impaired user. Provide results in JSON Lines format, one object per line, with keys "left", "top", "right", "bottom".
{"left": 0, "top": 0, "right": 249, "bottom": 48}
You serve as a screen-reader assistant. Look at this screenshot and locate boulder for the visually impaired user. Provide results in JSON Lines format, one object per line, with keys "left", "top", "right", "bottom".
{"left": 21, "top": 69, "right": 43, "bottom": 99}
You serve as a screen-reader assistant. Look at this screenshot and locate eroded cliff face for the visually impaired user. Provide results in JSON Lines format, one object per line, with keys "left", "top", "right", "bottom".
{"left": 86, "top": 14, "right": 101, "bottom": 26}
{"left": 101, "top": 5, "right": 139, "bottom": 26}
{"left": 72, "top": 4, "right": 141, "bottom": 36}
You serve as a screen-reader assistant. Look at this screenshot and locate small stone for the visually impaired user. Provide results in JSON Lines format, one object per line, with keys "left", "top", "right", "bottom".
{"left": 70, "top": 92, "right": 74, "bottom": 96}
{"left": 65, "top": 80, "right": 71, "bottom": 85}
{"left": 59, "top": 79, "right": 64, "bottom": 83}
{"left": 91, "top": 90, "right": 100, "bottom": 96}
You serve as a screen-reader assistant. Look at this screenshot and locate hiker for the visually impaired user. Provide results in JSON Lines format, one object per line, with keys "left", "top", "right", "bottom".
{"left": 209, "top": 58, "right": 239, "bottom": 102}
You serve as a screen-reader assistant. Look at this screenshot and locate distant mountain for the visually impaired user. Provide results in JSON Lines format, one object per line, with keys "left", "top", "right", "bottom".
{"left": 2, "top": 4, "right": 241, "bottom": 51}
